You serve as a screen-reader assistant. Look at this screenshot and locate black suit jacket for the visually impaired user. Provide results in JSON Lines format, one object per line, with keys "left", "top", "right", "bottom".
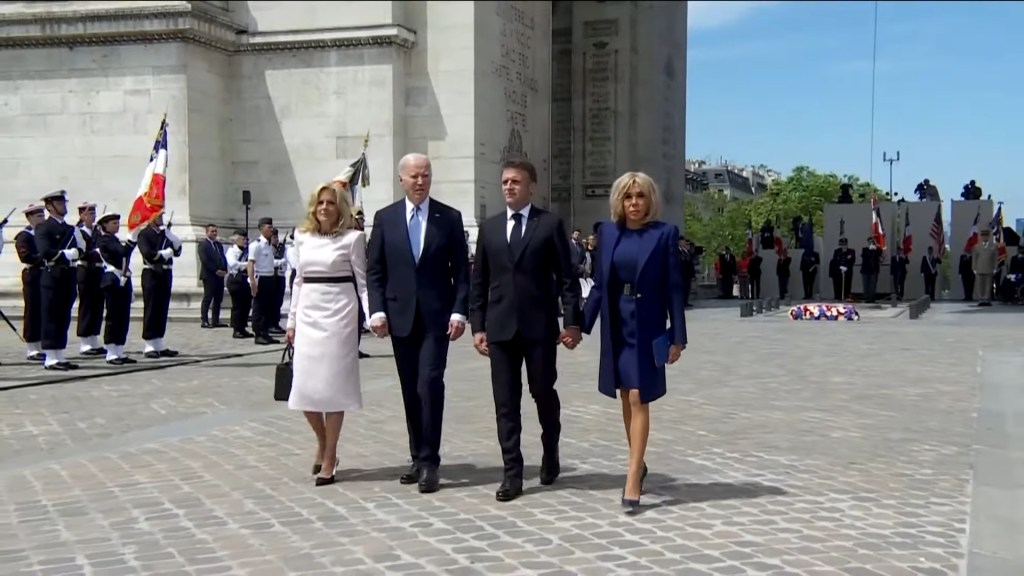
{"left": 198, "top": 238, "right": 227, "bottom": 281}
{"left": 366, "top": 198, "right": 470, "bottom": 338}
{"left": 470, "top": 205, "right": 582, "bottom": 343}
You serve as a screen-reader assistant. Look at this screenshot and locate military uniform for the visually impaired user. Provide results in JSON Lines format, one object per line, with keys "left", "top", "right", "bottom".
{"left": 14, "top": 204, "right": 46, "bottom": 361}
{"left": 225, "top": 230, "right": 253, "bottom": 338}
{"left": 137, "top": 221, "right": 182, "bottom": 358}
{"left": 94, "top": 212, "right": 138, "bottom": 364}
{"left": 34, "top": 190, "right": 84, "bottom": 370}
{"left": 74, "top": 202, "right": 106, "bottom": 355}
{"left": 828, "top": 240, "right": 856, "bottom": 300}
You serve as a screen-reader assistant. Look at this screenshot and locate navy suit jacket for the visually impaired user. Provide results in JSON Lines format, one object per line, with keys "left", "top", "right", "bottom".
{"left": 366, "top": 197, "right": 470, "bottom": 338}
{"left": 197, "top": 238, "right": 227, "bottom": 282}
{"left": 583, "top": 220, "right": 687, "bottom": 403}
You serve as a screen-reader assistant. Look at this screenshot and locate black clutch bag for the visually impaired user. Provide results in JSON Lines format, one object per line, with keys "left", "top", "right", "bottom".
{"left": 274, "top": 345, "right": 294, "bottom": 402}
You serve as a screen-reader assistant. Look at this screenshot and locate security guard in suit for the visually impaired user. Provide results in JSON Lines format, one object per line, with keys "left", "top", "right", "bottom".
{"left": 34, "top": 190, "right": 85, "bottom": 371}
{"left": 14, "top": 204, "right": 47, "bottom": 361}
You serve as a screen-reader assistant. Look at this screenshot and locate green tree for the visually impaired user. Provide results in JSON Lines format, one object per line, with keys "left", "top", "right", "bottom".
{"left": 684, "top": 166, "right": 886, "bottom": 254}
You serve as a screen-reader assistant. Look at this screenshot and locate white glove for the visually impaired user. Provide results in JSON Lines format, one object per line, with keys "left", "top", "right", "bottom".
{"left": 158, "top": 248, "right": 174, "bottom": 260}
{"left": 273, "top": 258, "right": 285, "bottom": 267}
{"left": 163, "top": 228, "right": 182, "bottom": 250}
{"left": 62, "top": 248, "right": 79, "bottom": 262}
{"left": 839, "top": 266, "right": 848, "bottom": 272}
{"left": 73, "top": 227, "right": 85, "bottom": 249}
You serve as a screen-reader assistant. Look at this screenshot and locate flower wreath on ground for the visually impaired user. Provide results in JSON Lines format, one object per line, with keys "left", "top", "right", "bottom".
{"left": 788, "top": 303, "right": 860, "bottom": 321}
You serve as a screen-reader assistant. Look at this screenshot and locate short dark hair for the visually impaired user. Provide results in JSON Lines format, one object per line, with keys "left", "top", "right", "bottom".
{"left": 206, "top": 223, "right": 217, "bottom": 230}
{"left": 501, "top": 158, "right": 537, "bottom": 183}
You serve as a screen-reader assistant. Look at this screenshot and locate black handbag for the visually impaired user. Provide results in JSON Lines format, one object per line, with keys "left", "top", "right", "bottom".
{"left": 274, "top": 345, "right": 294, "bottom": 402}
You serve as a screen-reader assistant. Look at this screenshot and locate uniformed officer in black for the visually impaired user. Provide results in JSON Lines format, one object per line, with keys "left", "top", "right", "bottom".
{"left": 225, "top": 230, "right": 254, "bottom": 339}
{"left": 800, "top": 248, "right": 820, "bottom": 300}
{"left": 891, "top": 247, "right": 910, "bottom": 301}
{"left": 137, "top": 212, "right": 182, "bottom": 358}
{"left": 95, "top": 212, "right": 138, "bottom": 365}
{"left": 14, "top": 204, "right": 47, "bottom": 361}
{"left": 34, "top": 190, "right": 85, "bottom": 371}
{"left": 828, "top": 238, "right": 856, "bottom": 301}
{"left": 74, "top": 202, "right": 106, "bottom": 356}
{"left": 247, "top": 217, "right": 283, "bottom": 345}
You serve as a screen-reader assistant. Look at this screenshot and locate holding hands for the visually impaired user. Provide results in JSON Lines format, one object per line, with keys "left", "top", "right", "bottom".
{"left": 559, "top": 327, "right": 582, "bottom": 350}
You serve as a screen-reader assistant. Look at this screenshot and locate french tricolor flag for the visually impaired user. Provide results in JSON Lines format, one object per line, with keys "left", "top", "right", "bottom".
{"left": 128, "top": 115, "right": 169, "bottom": 240}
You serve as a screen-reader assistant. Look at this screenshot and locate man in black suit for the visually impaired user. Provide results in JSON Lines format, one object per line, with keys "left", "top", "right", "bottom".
{"left": 366, "top": 152, "right": 470, "bottom": 494}
{"left": 197, "top": 223, "right": 228, "bottom": 328}
{"left": 470, "top": 158, "right": 583, "bottom": 503}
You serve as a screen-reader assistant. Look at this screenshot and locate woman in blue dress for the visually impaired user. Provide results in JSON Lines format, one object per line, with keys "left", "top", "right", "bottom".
{"left": 581, "top": 171, "right": 687, "bottom": 510}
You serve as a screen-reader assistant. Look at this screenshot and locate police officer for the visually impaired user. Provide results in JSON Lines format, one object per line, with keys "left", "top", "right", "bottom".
{"left": 225, "top": 230, "right": 254, "bottom": 339}
{"left": 75, "top": 202, "right": 106, "bottom": 356}
{"left": 829, "top": 238, "right": 856, "bottom": 301}
{"left": 137, "top": 212, "right": 182, "bottom": 359}
{"left": 95, "top": 212, "right": 138, "bottom": 365}
{"left": 14, "top": 204, "right": 46, "bottom": 361}
{"left": 34, "top": 190, "right": 84, "bottom": 371}
{"left": 247, "top": 217, "right": 283, "bottom": 345}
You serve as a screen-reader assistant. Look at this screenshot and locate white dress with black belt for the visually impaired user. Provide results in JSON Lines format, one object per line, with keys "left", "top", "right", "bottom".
{"left": 286, "top": 229, "right": 370, "bottom": 412}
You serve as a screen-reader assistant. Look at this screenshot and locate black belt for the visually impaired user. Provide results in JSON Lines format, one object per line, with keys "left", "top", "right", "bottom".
{"left": 303, "top": 275, "right": 354, "bottom": 284}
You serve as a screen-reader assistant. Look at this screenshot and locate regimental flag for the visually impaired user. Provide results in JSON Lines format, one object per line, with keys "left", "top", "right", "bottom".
{"left": 990, "top": 204, "right": 1007, "bottom": 264}
{"left": 901, "top": 208, "right": 913, "bottom": 255}
{"left": 870, "top": 194, "right": 886, "bottom": 250}
{"left": 929, "top": 203, "right": 946, "bottom": 257}
{"left": 128, "top": 115, "right": 169, "bottom": 240}
{"left": 333, "top": 133, "right": 370, "bottom": 208}
{"left": 963, "top": 208, "right": 980, "bottom": 254}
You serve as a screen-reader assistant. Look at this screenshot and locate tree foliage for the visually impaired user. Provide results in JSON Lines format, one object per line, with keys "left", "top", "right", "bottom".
{"left": 683, "top": 166, "right": 886, "bottom": 253}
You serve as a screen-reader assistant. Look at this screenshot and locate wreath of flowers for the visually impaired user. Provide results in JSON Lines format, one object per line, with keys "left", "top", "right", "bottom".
{"left": 788, "top": 303, "right": 860, "bottom": 321}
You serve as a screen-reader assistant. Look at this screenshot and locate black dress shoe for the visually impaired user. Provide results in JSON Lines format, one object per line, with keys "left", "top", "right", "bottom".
{"left": 27, "top": 353, "right": 45, "bottom": 362}
{"left": 268, "top": 326, "right": 286, "bottom": 335}
{"left": 107, "top": 358, "right": 126, "bottom": 366}
{"left": 58, "top": 362, "right": 79, "bottom": 370}
{"left": 315, "top": 475, "right": 336, "bottom": 487}
{"left": 158, "top": 349, "right": 179, "bottom": 358}
{"left": 254, "top": 336, "right": 278, "bottom": 345}
{"left": 121, "top": 357, "right": 138, "bottom": 364}
{"left": 144, "top": 351, "right": 161, "bottom": 359}
{"left": 201, "top": 322, "right": 212, "bottom": 329}
{"left": 213, "top": 323, "right": 229, "bottom": 329}
{"left": 399, "top": 463, "right": 420, "bottom": 485}
{"left": 495, "top": 478, "right": 523, "bottom": 502}
{"left": 44, "top": 363, "right": 69, "bottom": 371}
{"left": 232, "top": 331, "right": 248, "bottom": 339}
{"left": 81, "top": 348, "right": 105, "bottom": 356}
{"left": 418, "top": 467, "right": 440, "bottom": 494}
{"left": 539, "top": 449, "right": 560, "bottom": 486}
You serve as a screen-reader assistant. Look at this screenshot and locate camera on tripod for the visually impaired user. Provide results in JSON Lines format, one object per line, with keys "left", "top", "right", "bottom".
{"left": 960, "top": 180, "right": 982, "bottom": 201}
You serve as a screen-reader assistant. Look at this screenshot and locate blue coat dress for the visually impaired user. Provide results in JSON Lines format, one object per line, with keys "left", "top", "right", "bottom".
{"left": 582, "top": 221, "right": 687, "bottom": 404}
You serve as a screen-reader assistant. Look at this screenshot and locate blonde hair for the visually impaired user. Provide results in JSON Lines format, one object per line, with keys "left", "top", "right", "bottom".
{"left": 298, "top": 182, "right": 357, "bottom": 234}
{"left": 609, "top": 171, "right": 660, "bottom": 224}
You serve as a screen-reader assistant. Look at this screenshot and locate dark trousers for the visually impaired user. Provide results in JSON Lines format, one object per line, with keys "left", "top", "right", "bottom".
{"left": 252, "top": 276, "right": 277, "bottom": 337}
{"left": 862, "top": 272, "right": 879, "bottom": 302}
{"left": 961, "top": 273, "right": 975, "bottom": 301}
{"left": 201, "top": 276, "right": 224, "bottom": 323}
{"left": 141, "top": 269, "right": 172, "bottom": 341}
{"left": 21, "top": 269, "right": 41, "bottom": 343}
{"left": 272, "top": 275, "right": 286, "bottom": 327}
{"left": 778, "top": 275, "right": 790, "bottom": 299}
{"left": 40, "top": 266, "right": 76, "bottom": 350}
{"left": 391, "top": 311, "right": 450, "bottom": 468}
{"left": 801, "top": 271, "right": 815, "bottom": 299}
{"left": 102, "top": 277, "right": 133, "bottom": 346}
{"left": 832, "top": 272, "right": 853, "bottom": 300}
{"left": 76, "top": 266, "right": 104, "bottom": 338}
{"left": 892, "top": 273, "right": 907, "bottom": 300}
{"left": 719, "top": 274, "right": 734, "bottom": 298}
{"left": 227, "top": 275, "right": 252, "bottom": 332}
{"left": 923, "top": 274, "right": 937, "bottom": 300}
{"left": 750, "top": 274, "right": 762, "bottom": 299}
{"left": 488, "top": 334, "right": 561, "bottom": 481}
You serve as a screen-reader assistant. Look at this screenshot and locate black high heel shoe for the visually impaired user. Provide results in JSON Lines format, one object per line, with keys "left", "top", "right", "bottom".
{"left": 621, "top": 464, "right": 648, "bottom": 511}
{"left": 314, "top": 460, "right": 336, "bottom": 486}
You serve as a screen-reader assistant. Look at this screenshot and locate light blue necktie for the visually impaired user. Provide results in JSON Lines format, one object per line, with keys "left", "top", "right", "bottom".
{"left": 408, "top": 205, "right": 422, "bottom": 263}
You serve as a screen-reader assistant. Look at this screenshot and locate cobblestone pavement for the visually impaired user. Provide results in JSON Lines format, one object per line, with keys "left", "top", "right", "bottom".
{"left": 0, "top": 304, "right": 1019, "bottom": 576}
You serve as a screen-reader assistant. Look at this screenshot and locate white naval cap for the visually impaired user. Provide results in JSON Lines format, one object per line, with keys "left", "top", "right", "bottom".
{"left": 78, "top": 202, "right": 97, "bottom": 211}
{"left": 97, "top": 212, "right": 121, "bottom": 225}
{"left": 22, "top": 203, "right": 45, "bottom": 215}
{"left": 40, "top": 189, "right": 68, "bottom": 203}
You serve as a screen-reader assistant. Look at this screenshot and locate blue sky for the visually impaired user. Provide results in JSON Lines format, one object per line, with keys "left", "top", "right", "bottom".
{"left": 686, "top": 0, "right": 1024, "bottom": 222}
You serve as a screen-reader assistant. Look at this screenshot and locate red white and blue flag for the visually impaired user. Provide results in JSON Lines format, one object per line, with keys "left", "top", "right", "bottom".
{"left": 990, "top": 204, "right": 1007, "bottom": 264}
{"left": 963, "top": 209, "right": 980, "bottom": 254}
{"left": 870, "top": 194, "right": 886, "bottom": 250}
{"left": 901, "top": 208, "right": 912, "bottom": 255}
{"left": 128, "top": 115, "right": 169, "bottom": 240}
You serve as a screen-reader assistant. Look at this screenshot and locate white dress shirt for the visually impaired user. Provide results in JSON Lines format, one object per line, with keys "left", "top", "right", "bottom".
{"left": 226, "top": 244, "right": 247, "bottom": 275}
{"left": 506, "top": 203, "right": 532, "bottom": 242}
{"left": 247, "top": 236, "right": 277, "bottom": 275}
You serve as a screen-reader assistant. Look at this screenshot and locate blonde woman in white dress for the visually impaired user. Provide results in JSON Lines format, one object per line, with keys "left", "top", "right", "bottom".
{"left": 285, "top": 182, "right": 370, "bottom": 486}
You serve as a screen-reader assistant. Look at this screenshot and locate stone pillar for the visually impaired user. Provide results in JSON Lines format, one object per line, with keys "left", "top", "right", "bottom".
{"left": 552, "top": 1, "right": 686, "bottom": 234}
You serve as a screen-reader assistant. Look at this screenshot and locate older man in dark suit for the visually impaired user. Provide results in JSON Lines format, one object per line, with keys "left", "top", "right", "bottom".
{"left": 470, "top": 158, "right": 582, "bottom": 502}
{"left": 366, "top": 152, "right": 470, "bottom": 494}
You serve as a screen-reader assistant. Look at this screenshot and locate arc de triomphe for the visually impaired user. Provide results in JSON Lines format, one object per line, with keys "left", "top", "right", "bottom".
{"left": 0, "top": 1, "right": 686, "bottom": 290}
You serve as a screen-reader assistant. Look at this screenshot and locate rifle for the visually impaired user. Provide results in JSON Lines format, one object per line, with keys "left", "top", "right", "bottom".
{"left": 0, "top": 306, "right": 24, "bottom": 342}
{"left": 0, "top": 207, "right": 15, "bottom": 228}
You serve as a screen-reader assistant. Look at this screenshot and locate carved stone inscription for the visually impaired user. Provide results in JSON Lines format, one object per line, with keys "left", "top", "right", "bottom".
{"left": 550, "top": 41, "right": 572, "bottom": 201}
{"left": 582, "top": 19, "right": 618, "bottom": 184}
{"left": 493, "top": 1, "right": 539, "bottom": 158}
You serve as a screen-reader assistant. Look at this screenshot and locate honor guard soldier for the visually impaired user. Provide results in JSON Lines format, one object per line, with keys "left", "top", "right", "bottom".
{"left": 270, "top": 228, "right": 287, "bottom": 332}
{"left": 247, "top": 217, "right": 284, "bottom": 345}
{"left": 74, "top": 202, "right": 106, "bottom": 355}
{"left": 137, "top": 213, "right": 182, "bottom": 358}
{"left": 225, "top": 230, "right": 254, "bottom": 339}
{"left": 14, "top": 204, "right": 46, "bottom": 361}
{"left": 95, "top": 212, "right": 138, "bottom": 365}
{"left": 34, "top": 190, "right": 86, "bottom": 370}
{"left": 828, "top": 238, "right": 856, "bottom": 301}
